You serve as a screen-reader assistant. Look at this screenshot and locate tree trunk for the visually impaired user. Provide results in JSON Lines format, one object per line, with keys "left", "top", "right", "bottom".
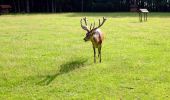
{"left": 54, "top": 0, "right": 57, "bottom": 12}
{"left": 26, "top": 0, "right": 30, "bottom": 13}
{"left": 81, "top": 0, "right": 84, "bottom": 12}
{"left": 52, "top": 0, "right": 54, "bottom": 13}
{"left": 12, "top": 0, "right": 17, "bottom": 12}
{"left": 17, "top": 0, "right": 20, "bottom": 13}
{"left": 47, "top": 0, "right": 49, "bottom": 12}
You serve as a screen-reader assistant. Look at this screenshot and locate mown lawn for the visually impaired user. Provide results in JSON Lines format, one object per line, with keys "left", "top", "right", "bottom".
{"left": 0, "top": 13, "right": 170, "bottom": 99}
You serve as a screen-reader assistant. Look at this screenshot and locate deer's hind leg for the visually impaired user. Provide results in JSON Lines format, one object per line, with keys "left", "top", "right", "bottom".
{"left": 98, "top": 46, "right": 102, "bottom": 63}
{"left": 93, "top": 47, "right": 96, "bottom": 63}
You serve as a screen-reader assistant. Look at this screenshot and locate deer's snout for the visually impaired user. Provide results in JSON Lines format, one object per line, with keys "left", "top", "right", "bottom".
{"left": 84, "top": 38, "right": 87, "bottom": 42}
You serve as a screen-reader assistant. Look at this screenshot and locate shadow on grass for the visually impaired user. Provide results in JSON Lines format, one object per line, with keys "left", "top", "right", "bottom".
{"left": 38, "top": 59, "right": 87, "bottom": 85}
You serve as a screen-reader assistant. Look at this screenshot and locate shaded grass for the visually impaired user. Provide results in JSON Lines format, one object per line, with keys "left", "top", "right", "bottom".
{"left": 0, "top": 13, "right": 170, "bottom": 99}
{"left": 38, "top": 59, "right": 87, "bottom": 85}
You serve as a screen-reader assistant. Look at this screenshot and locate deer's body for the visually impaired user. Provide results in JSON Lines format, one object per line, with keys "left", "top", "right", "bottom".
{"left": 80, "top": 17, "right": 107, "bottom": 63}
{"left": 91, "top": 29, "right": 104, "bottom": 48}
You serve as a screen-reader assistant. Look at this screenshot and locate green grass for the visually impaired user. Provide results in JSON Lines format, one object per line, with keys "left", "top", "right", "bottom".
{"left": 0, "top": 13, "right": 170, "bottom": 99}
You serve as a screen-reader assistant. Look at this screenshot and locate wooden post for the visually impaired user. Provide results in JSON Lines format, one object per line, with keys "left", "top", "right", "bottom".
{"left": 144, "top": 13, "right": 145, "bottom": 21}
{"left": 139, "top": 12, "right": 142, "bottom": 22}
{"left": 141, "top": 13, "right": 142, "bottom": 22}
{"left": 139, "top": 13, "right": 140, "bottom": 22}
{"left": 139, "top": 9, "right": 149, "bottom": 22}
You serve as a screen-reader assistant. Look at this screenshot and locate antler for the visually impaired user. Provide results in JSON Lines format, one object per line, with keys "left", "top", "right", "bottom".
{"left": 80, "top": 17, "right": 90, "bottom": 32}
{"left": 80, "top": 17, "right": 107, "bottom": 32}
{"left": 92, "top": 17, "right": 107, "bottom": 31}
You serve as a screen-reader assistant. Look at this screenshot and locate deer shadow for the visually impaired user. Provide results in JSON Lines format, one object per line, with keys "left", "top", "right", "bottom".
{"left": 37, "top": 59, "right": 87, "bottom": 85}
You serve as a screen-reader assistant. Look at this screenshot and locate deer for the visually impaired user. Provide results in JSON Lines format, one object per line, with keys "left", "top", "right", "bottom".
{"left": 80, "top": 17, "right": 107, "bottom": 63}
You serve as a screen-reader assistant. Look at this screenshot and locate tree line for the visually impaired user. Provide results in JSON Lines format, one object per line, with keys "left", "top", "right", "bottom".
{"left": 0, "top": 0, "right": 170, "bottom": 13}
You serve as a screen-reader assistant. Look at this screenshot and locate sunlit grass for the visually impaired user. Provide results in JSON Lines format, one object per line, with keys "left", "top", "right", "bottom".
{"left": 0, "top": 13, "right": 170, "bottom": 99}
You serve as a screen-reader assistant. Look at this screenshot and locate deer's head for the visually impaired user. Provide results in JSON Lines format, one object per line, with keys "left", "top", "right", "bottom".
{"left": 80, "top": 17, "right": 107, "bottom": 42}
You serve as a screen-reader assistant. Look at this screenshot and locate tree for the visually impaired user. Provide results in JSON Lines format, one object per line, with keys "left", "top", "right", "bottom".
{"left": 26, "top": 0, "right": 30, "bottom": 13}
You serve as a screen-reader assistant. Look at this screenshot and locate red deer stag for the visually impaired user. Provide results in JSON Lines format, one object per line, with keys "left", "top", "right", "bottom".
{"left": 80, "top": 17, "right": 107, "bottom": 63}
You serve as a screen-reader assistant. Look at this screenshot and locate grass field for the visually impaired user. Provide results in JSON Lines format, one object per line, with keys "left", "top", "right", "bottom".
{"left": 0, "top": 13, "right": 170, "bottom": 99}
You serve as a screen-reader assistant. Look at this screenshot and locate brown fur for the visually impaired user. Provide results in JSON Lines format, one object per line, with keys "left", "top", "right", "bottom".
{"left": 91, "top": 29, "right": 104, "bottom": 63}
{"left": 91, "top": 29, "right": 104, "bottom": 48}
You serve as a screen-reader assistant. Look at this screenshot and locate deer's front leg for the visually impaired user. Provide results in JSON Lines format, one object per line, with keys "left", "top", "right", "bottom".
{"left": 93, "top": 47, "right": 96, "bottom": 63}
{"left": 98, "top": 46, "right": 102, "bottom": 63}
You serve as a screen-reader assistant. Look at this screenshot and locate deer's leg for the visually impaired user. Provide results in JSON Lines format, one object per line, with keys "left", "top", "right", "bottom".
{"left": 98, "top": 49, "right": 100, "bottom": 58}
{"left": 93, "top": 47, "right": 96, "bottom": 63}
{"left": 98, "top": 46, "right": 102, "bottom": 63}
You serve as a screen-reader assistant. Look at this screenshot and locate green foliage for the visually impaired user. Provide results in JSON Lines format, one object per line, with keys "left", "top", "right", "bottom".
{"left": 0, "top": 13, "right": 170, "bottom": 99}
{"left": 1, "top": 0, "right": 170, "bottom": 12}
